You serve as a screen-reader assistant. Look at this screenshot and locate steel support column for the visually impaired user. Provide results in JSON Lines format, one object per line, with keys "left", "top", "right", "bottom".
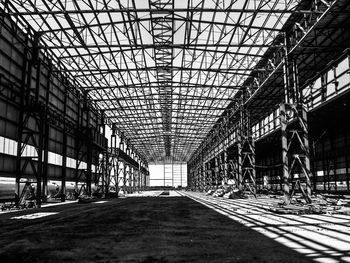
{"left": 42, "top": 62, "right": 52, "bottom": 203}
{"left": 15, "top": 31, "right": 46, "bottom": 207}
{"left": 223, "top": 148, "right": 228, "bottom": 185}
{"left": 228, "top": 144, "right": 240, "bottom": 188}
{"left": 61, "top": 83, "right": 68, "bottom": 202}
{"left": 345, "top": 126, "right": 350, "bottom": 191}
{"left": 239, "top": 106, "right": 256, "bottom": 196}
{"left": 280, "top": 30, "right": 312, "bottom": 204}
{"left": 123, "top": 161, "right": 127, "bottom": 194}
{"left": 84, "top": 92, "right": 92, "bottom": 195}
{"left": 280, "top": 103, "right": 312, "bottom": 204}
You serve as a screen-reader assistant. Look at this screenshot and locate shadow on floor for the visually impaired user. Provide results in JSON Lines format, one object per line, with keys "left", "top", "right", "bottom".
{"left": 0, "top": 197, "right": 314, "bottom": 262}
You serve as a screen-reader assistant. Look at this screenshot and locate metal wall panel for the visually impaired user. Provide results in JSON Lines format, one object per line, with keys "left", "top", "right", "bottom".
{"left": 0, "top": 16, "right": 107, "bottom": 182}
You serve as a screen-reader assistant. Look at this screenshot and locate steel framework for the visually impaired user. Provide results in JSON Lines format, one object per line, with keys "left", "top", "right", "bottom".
{"left": 2, "top": 0, "right": 304, "bottom": 164}
{"left": 186, "top": 0, "right": 350, "bottom": 202}
{"left": 2, "top": 0, "right": 350, "bottom": 201}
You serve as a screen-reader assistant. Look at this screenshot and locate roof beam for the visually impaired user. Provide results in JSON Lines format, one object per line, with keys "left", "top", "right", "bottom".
{"left": 41, "top": 43, "right": 278, "bottom": 49}
{"left": 4, "top": 9, "right": 322, "bottom": 16}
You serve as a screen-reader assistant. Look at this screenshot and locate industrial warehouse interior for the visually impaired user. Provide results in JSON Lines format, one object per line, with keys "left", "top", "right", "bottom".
{"left": 1, "top": 0, "right": 350, "bottom": 262}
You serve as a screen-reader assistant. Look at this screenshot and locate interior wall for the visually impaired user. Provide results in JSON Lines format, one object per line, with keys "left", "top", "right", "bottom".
{"left": 0, "top": 16, "right": 106, "bottom": 181}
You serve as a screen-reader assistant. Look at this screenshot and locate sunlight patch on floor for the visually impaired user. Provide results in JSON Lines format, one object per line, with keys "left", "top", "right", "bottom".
{"left": 181, "top": 191, "right": 350, "bottom": 263}
{"left": 11, "top": 212, "right": 59, "bottom": 220}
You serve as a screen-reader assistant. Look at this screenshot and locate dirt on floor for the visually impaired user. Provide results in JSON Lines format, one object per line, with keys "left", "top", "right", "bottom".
{"left": 0, "top": 196, "right": 314, "bottom": 263}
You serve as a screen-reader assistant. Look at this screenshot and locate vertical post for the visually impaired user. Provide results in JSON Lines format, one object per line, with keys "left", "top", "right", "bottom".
{"left": 312, "top": 159, "right": 317, "bottom": 192}
{"left": 299, "top": 105, "right": 312, "bottom": 202}
{"left": 251, "top": 139, "right": 256, "bottom": 196}
{"left": 214, "top": 155, "right": 218, "bottom": 186}
{"left": 172, "top": 160, "right": 174, "bottom": 188}
{"left": 115, "top": 158, "right": 119, "bottom": 195}
{"left": 180, "top": 163, "right": 182, "bottom": 188}
{"left": 237, "top": 130, "right": 242, "bottom": 191}
{"left": 36, "top": 111, "right": 44, "bottom": 208}
{"left": 61, "top": 131, "right": 67, "bottom": 202}
{"left": 196, "top": 165, "right": 200, "bottom": 191}
{"left": 281, "top": 32, "right": 292, "bottom": 204}
{"left": 83, "top": 91, "right": 92, "bottom": 195}
{"left": 310, "top": 139, "right": 317, "bottom": 192}
{"left": 329, "top": 131, "right": 337, "bottom": 190}
{"left": 100, "top": 110, "right": 107, "bottom": 194}
{"left": 60, "top": 83, "right": 68, "bottom": 202}
{"left": 224, "top": 148, "right": 228, "bottom": 184}
{"left": 42, "top": 62, "right": 52, "bottom": 203}
{"left": 123, "top": 161, "right": 127, "bottom": 194}
{"left": 292, "top": 59, "right": 300, "bottom": 104}
{"left": 42, "top": 123, "right": 49, "bottom": 203}
{"left": 201, "top": 161, "right": 204, "bottom": 189}
{"left": 143, "top": 163, "right": 146, "bottom": 189}
{"left": 34, "top": 34, "right": 43, "bottom": 207}
{"left": 74, "top": 97, "right": 81, "bottom": 192}
{"left": 201, "top": 162, "right": 205, "bottom": 189}
{"left": 239, "top": 103, "right": 256, "bottom": 195}
{"left": 201, "top": 157, "right": 205, "bottom": 190}
{"left": 345, "top": 127, "right": 350, "bottom": 191}
{"left": 210, "top": 159, "right": 214, "bottom": 188}
{"left": 15, "top": 32, "right": 30, "bottom": 206}
{"left": 283, "top": 32, "right": 291, "bottom": 104}
{"left": 281, "top": 38, "right": 312, "bottom": 204}
{"left": 130, "top": 166, "right": 133, "bottom": 193}
{"left": 280, "top": 103, "right": 290, "bottom": 204}
{"left": 137, "top": 158, "right": 140, "bottom": 191}
{"left": 139, "top": 160, "right": 143, "bottom": 191}
{"left": 322, "top": 140, "right": 327, "bottom": 191}
{"left": 119, "top": 132, "right": 124, "bottom": 151}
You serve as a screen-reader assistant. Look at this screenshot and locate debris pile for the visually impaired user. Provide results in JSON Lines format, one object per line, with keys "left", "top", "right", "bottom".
{"left": 202, "top": 187, "right": 350, "bottom": 215}
{"left": 205, "top": 186, "right": 245, "bottom": 199}
{"left": 268, "top": 194, "right": 350, "bottom": 215}
{"left": 78, "top": 195, "right": 97, "bottom": 203}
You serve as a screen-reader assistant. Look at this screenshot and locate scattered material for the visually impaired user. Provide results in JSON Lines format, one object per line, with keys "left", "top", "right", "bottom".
{"left": 78, "top": 195, "right": 97, "bottom": 203}
{"left": 199, "top": 188, "right": 350, "bottom": 215}
{"left": 266, "top": 194, "right": 350, "bottom": 215}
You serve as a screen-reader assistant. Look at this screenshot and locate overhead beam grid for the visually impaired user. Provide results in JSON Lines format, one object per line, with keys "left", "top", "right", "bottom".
{"left": 3, "top": 0, "right": 303, "bottom": 162}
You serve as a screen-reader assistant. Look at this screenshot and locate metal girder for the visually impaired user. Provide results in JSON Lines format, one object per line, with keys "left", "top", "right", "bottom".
{"left": 149, "top": 0, "right": 173, "bottom": 157}
{"left": 56, "top": 66, "right": 260, "bottom": 74}
{"left": 94, "top": 129, "right": 149, "bottom": 195}
{"left": 238, "top": 106, "right": 256, "bottom": 196}
{"left": 40, "top": 44, "right": 278, "bottom": 49}
{"left": 188, "top": 0, "right": 348, "bottom": 169}
{"left": 14, "top": 31, "right": 47, "bottom": 208}
{"left": 4, "top": 8, "right": 323, "bottom": 16}
{"left": 3, "top": 0, "right": 330, "bottom": 164}
{"left": 280, "top": 103, "right": 312, "bottom": 204}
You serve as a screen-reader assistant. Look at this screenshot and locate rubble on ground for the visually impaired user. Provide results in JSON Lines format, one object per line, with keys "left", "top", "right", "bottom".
{"left": 202, "top": 187, "right": 350, "bottom": 215}
{"left": 267, "top": 194, "right": 350, "bottom": 215}
{"left": 78, "top": 195, "right": 97, "bottom": 203}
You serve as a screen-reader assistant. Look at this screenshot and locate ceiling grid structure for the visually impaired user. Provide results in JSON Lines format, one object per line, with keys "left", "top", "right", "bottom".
{"left": 2, "top": 0, "right": 301, "bottom": 163}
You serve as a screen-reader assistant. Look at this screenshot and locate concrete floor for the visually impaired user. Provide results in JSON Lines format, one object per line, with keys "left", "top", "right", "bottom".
{"left": 181, "top": 191, "right": 350, "bottom": 263}
{"left": 0, "top": 192, "right": 348, "bottom": 262}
